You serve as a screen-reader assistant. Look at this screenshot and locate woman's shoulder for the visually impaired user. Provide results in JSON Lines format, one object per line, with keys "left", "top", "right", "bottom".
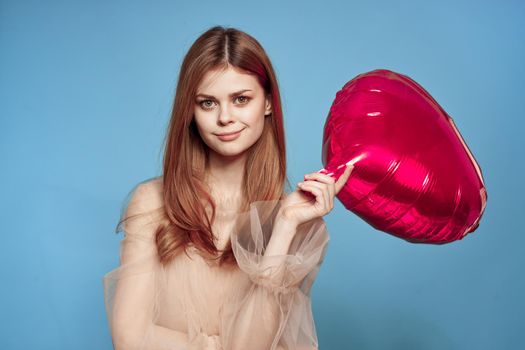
{"left": 126, "top": 176, "right": 164, "bottom": 212}
{"left": 140, "top": 176, "right": 163, "bottom": 194}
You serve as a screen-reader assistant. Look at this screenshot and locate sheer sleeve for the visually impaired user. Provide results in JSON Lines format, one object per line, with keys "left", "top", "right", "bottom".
{"left": 219, "top": 199, "right": 330, "bottom": 350}
{"left": 103, "top": 182, "right": 220, "bottom": 350}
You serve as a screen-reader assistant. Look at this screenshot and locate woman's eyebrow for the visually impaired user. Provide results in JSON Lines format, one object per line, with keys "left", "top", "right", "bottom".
{"left": 195, "top": 89, "right": 252, "bottom": 99}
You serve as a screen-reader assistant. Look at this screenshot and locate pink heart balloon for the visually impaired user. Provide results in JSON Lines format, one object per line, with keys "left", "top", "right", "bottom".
{"left": 320, "top": 69, "right": 487, "bottom": 244}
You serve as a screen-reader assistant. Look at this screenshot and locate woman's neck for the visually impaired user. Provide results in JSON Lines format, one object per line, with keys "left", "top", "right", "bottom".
{"left": 206, "top": 150, "right": 246, "bottom": 208}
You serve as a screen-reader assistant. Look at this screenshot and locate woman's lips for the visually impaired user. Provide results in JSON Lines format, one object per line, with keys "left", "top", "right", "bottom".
{"left": 216, "top": 128, "right": 244, "bottom": 141}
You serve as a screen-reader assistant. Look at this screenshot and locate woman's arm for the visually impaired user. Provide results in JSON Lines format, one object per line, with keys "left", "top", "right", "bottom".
{"left": 109, "top": 270, "right": 192, "bottom": 350}
{"left": 222, "top": 166, "right": 351, "bottom": 350}
{"left": 114, "top": 323, "right": 218, "bottom": 350}
{"left": 226, "top": 216, "right": 298, "bottom": 350}
{"left": 105, "top": 183, "right": 218, "bottom": 350}
{"left": 222, "top": 200, "right": 328, "bottom": 350}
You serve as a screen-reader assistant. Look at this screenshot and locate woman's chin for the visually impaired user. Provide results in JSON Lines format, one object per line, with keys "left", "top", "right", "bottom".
{"left": 210, "top": 146, "right": 248, "bottom": 159}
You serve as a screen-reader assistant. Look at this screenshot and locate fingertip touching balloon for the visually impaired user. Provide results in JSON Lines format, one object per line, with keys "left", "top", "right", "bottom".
{"left": 321, "top": 69, "right": 487, "bottom": 244}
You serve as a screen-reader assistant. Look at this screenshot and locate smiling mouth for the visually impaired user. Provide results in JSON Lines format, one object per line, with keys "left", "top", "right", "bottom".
{"left": 215, "top": 128, "right": 245, "bottom": 141}
{"left": 216, "top": 128, "right": 245, "bottom": 136}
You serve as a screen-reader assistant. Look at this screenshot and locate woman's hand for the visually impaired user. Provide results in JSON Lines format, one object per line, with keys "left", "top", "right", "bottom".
{"left": 277, "top": 164, "right": 354, "bottom": 226}
{"left": 189, "top": 332, "right": 222, "bottom": 350}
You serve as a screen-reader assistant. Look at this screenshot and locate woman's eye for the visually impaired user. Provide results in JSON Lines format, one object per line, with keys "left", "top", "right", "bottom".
{"left": 199, "top": 100, "right": 215, "bottom": 109}
{"left": 198, "top": 96, "right": 249, "bottom": 110}
{"left": 235, "top": 95, "right": 250, "bottom": 104}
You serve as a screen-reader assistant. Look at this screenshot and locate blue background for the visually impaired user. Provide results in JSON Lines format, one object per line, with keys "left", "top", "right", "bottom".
{"left": 1, "top": 0, "right": 523, "bottom": 349}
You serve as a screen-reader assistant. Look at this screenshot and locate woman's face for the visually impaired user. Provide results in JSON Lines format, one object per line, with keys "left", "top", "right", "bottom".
{"left": 193, "top": 65, "right": 272, "bottom": 159}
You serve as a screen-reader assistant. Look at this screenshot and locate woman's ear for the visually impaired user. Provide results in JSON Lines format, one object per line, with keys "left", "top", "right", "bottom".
{"left": 265, "top": 94, "right": 272, "bottom": 116}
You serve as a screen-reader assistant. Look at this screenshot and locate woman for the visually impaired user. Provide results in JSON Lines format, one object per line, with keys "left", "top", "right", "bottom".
{"left": 103, "top": 25, "right": 353, "bottom": 350}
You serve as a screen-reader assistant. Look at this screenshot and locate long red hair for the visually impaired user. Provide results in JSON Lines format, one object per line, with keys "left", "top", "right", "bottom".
{"left": 155, "top": 26, "right": 290, "bottom": 266}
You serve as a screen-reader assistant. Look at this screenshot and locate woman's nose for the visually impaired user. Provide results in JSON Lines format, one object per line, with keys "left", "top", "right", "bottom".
{"left": 218, "top": 104, "right": 234, "bottom": 125}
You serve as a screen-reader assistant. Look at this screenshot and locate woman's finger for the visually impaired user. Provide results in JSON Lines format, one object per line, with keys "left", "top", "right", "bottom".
{"left": 300, "top": 183, "right": 328, "bottom": 215}
{"left": 304, "top": 172, "right": 335, "bottom": 184}
{"left": 304, "top": 172, "right": 335, "bottom": 202}
{"left": 300, "top": 180, "right": 330, "bottom": 207}
{"left": 334, "top": 164, "right": 354, "bottom": 195}
{"left": 298, "top": 182, "right": 330, "bottom": 214}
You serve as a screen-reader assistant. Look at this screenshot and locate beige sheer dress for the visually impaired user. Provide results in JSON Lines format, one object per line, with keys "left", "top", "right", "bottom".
{"left": 103, "top": 179, "right": 330, "bottom": 350}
